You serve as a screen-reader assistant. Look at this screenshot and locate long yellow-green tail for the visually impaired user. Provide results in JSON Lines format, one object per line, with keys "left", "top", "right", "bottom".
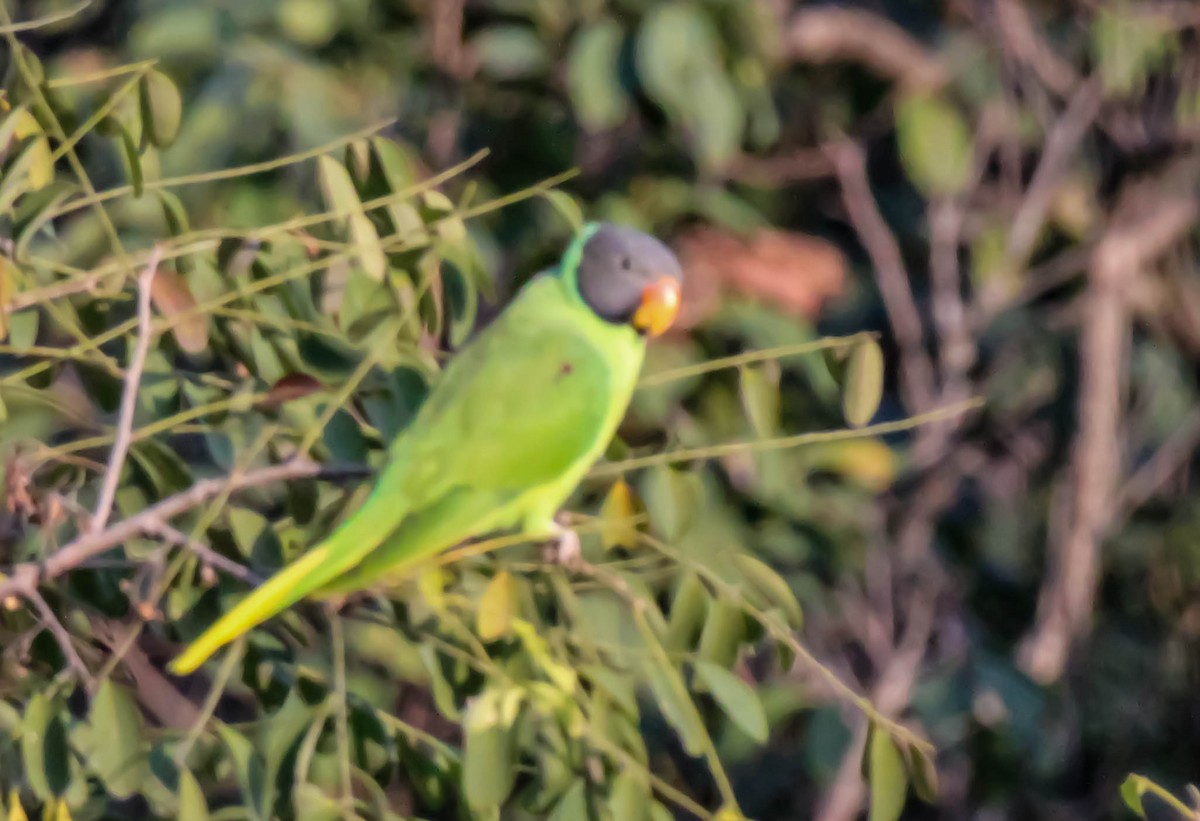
{"left": 168, "top": 490, "right": 406, "bottom": 675}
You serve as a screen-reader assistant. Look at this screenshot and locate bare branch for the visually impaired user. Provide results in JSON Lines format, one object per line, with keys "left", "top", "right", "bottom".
{"left": 1020, "top": 181, "right": 1198, "bottom": 683}
{"left": 827, "top": 140, "right": 938, "bottom": 413}
{"left": 0, "top": 459, "right": 321, "bottom": 604}
{"left": 91, "top": 248, "right": 161, "bottom": 533}
{"left": 783, "top": 7, "right": 948, "bottom": 90}
{"left": 1006, "top": 79, "right": 1104, "bottom": 267}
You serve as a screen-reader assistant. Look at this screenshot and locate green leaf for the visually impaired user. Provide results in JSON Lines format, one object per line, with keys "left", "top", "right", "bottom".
{"left": 567, "top": 18, "right": 628, "bottom": 130}
{"left": 697, "top": 596, "right": 744, "bottom": 668}
{"left": 895, "top": 93, "right": 972, "bottom": 196}
{"left": 841, "top": 337, "right": 884, "bottom": 428}
{"left": 665, "top": 571, "right": 709, "bottom": 652}
{"left": 1119, "top": 775, "right": 1146, "bottom": 818}
{"left": 7, "top": 311, "right": 38, "bottom": 352}
{"left": 1091, "top": 6, "right": 1177, "bottom": 95}
{"left": 731, "top": 553, "right": 803, "bottom": 628}
{"left": 581, "top": 664, "right": 638, "bottom": 717}
{"left": 88, "top": 679, "right": 147, "bottom": 797}
{"left": 139, "top": 69, "right": 183, "bottom": 147}
{"left": 156, "top": 189, "right": 190, "bottom": 237}
{"left": 635, "top": 610, "right": 707, "bottom": 757}
{"left": 349, "top": 211, "right": 386, "bottom": 281}
{"left": 215, "top": 722, "right": 266, "bottom": 819}
{"left": 739, "top": 363, "right": 779, "bottom": 438}
{"left": 548, "top": 778, "right": 588, "bottom": 821}
{"left": 867, "top": 725, "right": 908, "bottom": 821}
{"left": 177, "top": 767, "right": 210, "bottom": 821}
{"left": 473, "top": 25, "right": 548, "bottom": 80}
{"left": 115, "top": 123, "right": 144, "bottom": 198}
{"left": 694, "top": 661, "right": 768, "bottom": 744}
{"left": 901, "top": 741, "right": 939, "bottom": 803}
{"left": 317, "top": 155, "right": 361, "bottom": 229}
{"left": 462, "top": 688, "right": 519, "bottom": 811}
{"left": 542, "top": 189, "right": 584, "bottom": 234}
{"left": 641, "top": 466, "right": 702, "bottom": 541}
{"left": 608, "top": 771, "right": 650, "bottom": 821}
{"left": 476, "top": 570, "right": 516, "bottom": 641}
{"left": 20, "top": 692, "right": 69, "bottom": 800}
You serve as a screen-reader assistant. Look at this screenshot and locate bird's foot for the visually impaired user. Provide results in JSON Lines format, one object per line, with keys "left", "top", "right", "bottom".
{"left": 541, "top": 514, "right": 583, "bottom": 571}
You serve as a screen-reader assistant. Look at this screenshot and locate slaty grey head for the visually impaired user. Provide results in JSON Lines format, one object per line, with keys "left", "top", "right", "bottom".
{"left": 574, "top": 223, "right": 683, "bottom": 335}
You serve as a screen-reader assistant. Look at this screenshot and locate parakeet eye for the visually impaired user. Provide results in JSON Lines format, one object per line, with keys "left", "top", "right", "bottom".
{"left": 575, "top": 224, "right": 682, "bottom": 332}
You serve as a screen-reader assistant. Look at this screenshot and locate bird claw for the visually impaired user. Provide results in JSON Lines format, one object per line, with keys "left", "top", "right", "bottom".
{"left": 541, "top": 516, "right": 583, "bottom": 571}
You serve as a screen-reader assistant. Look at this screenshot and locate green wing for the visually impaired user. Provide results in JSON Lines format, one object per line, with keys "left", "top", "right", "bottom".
{"left": 170, "top": 279, "right": 616, "bottom": 674}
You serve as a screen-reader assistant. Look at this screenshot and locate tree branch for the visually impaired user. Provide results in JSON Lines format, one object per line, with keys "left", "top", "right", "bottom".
{"left": 0, "top": 459, "right": 321, "bottom": 603}
{"left": 90, "top": 248, "right": 160, "bottom": 533}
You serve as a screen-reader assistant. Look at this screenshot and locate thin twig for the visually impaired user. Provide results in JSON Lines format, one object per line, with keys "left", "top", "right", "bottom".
{"left": 25, "top": 588, "right": 93, "bottom": 685}
{"left": 90, "top": 249, "right": 161, "bottom": 534}
{"left": 330, "top": 610, "right": 354, "bottom": 813}
{"left": 1006, "top": 79, "right": 1104, "bottom": 267}
{"left": 145, "top": 520, "right": 262, "bottom": 585}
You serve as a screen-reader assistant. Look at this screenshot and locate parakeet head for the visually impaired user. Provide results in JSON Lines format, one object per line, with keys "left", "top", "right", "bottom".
{"left": 562, "top": 222, "right": 683, "bottom": 337}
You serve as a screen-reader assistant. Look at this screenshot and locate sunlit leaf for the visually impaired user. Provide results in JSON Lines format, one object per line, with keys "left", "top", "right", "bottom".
{"left": 867, "top": 725, "right": 908, "bottom": 821}
{"left": 476, "top": 570, "right": 516, "bottom": 641}
{"left": 895, "top": 92, "right": 972, "bottom": 196}
{"left": 139, "top": 70, "right": 183, "bottom": 147}
{"left": 598, "top": 478, "right": 640, "bottom": 551}
{"left": 177, "top": 767, "right": 210, "bottom": 821}
{"left": 842, "top": 337, "right": 884, "bottom": 428}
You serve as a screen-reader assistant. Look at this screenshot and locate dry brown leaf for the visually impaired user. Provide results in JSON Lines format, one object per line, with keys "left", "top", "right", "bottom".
{"left": 674, "top": 226, "right": 846, "bottom": 328}
{"left": 149, "top": 266, "right": 209, "bottom": 354}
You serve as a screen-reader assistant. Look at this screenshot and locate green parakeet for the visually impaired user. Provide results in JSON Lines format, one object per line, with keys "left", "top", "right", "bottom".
{"left": 170, "top": 222, "right": 683, "bottom": 674}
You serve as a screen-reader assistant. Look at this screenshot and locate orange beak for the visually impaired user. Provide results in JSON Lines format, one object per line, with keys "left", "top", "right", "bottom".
{"left": 631, "top": 277, "right": 681, "bottom": 337}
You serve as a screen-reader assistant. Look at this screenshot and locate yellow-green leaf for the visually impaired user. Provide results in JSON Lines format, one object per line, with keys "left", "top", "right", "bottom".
{"left": 665, "top": 571, "right": 710, "bottom": 652}
{"left": 697, "top": 596, "right": 744, "bottom": 668}
{"left": 88, "top": 679, "right": 147, "bottom": 798}
{"left": 567, "top": 18, "right": 628, "bottom": 131}
{"left": 1119, "top": 775, "right": 1147, "bottom": 818}
{"left": 634, "top": 609, "right": 707, "bottom": 757}
{"left": 694, "top": 661, "right": 768, "bottom": 743}
{"left": 542, "top": 189, "right": 584, "bottom": 233}
{"left": 476, "top": 570, "right": 516, "bottom": 641}
{"left": 842, "top": 337, "right": 884, "bottom": 428}
{"left": 732, "top": 553, "right": 803, "bottom": 628}
{"left": 902, "top": 741, "right": 939, "bottom": 803}
{"left": 349, "top": 211, "right": 386, "bottom": 281}
{"left": 739, "top": 363, "right": 779, "bottom": 438}
{"left": 462, "top": 688, "right": 519, "bottom": 811}
{"left": 20, "top": 693, "right": 69, "bottom": 800}
{"left": 868, "top": 725, "right": 908, "bottom": 821}
{"left": 139, "top": 70, "right": 183, "bottom": 147}
{"left": 598, "top": 478, "right": 640, "bottom": 551}
{"left": 7, "top": 789, "right": 27, "bottom": 821}
{"left": 177, "top": 767, "right": 209, "bottom": 821}
{"left": 608, "top": 770, "right": 650, "bottom": 821}
{"left": 317, "top": 155, "right": 361, "bottom": 228}
{"left": 116, "top": 123, "right": 143, "bottom": 198}
{"left": 24, "top": 137, "right": 52, "bottom": 191}
{"left": 896, "top": 92, "right": 972, "bottom": 196}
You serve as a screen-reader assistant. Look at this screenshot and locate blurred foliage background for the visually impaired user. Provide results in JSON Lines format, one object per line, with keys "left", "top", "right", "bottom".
{"left": 2, "top": 0, "right": 1200, "bottom": 819}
